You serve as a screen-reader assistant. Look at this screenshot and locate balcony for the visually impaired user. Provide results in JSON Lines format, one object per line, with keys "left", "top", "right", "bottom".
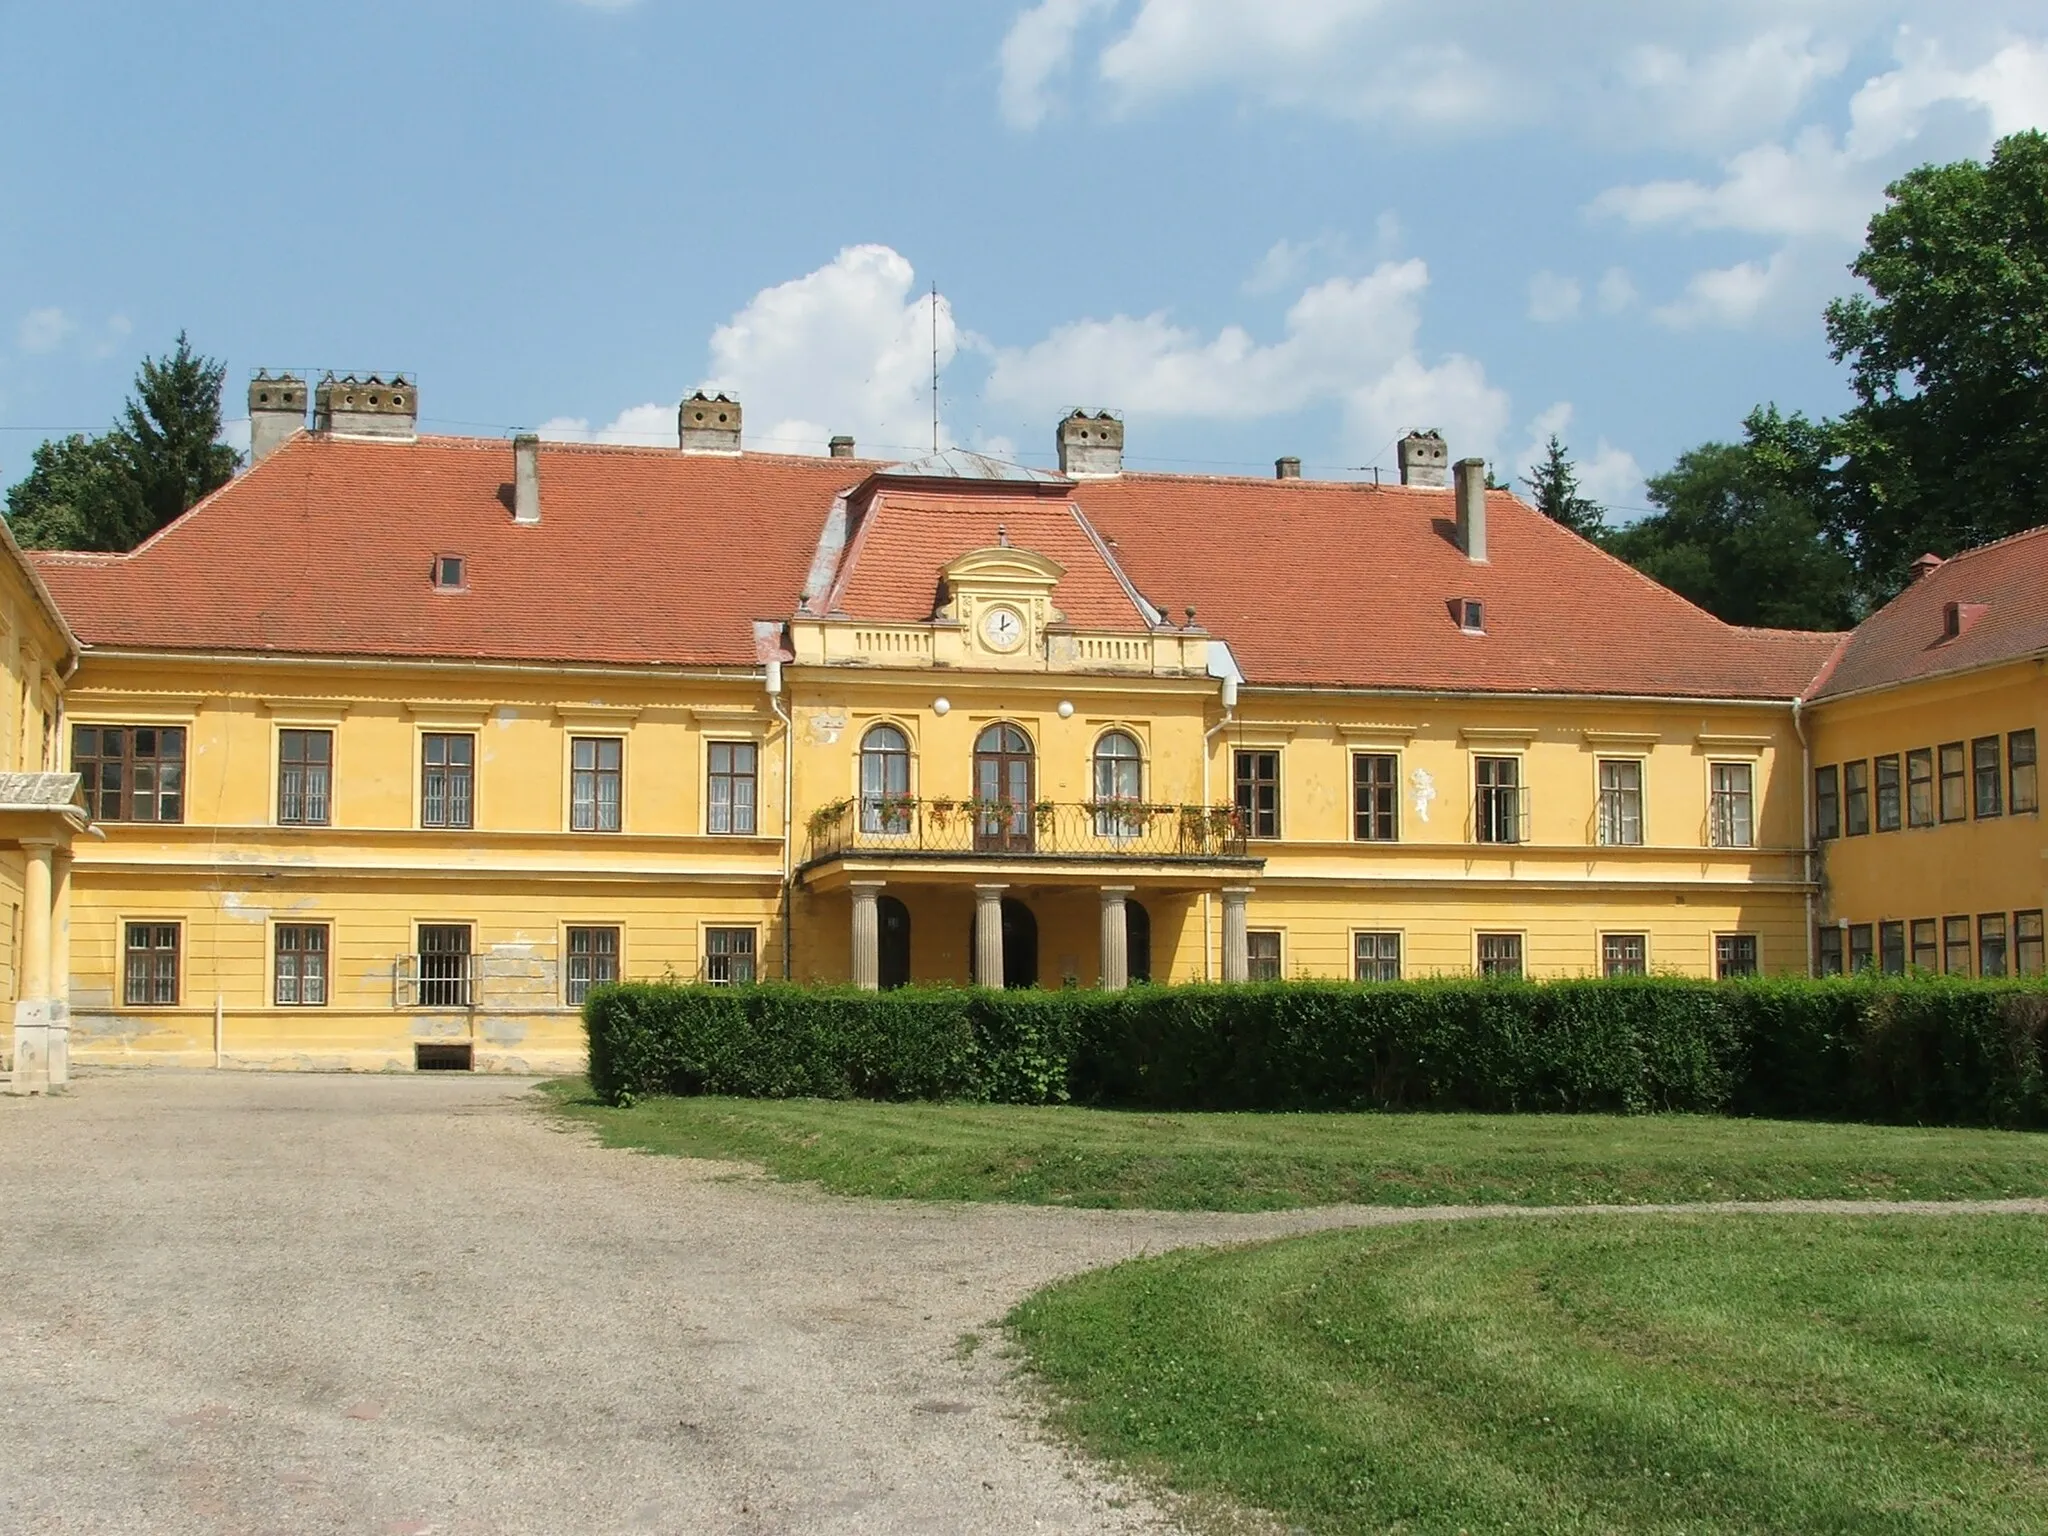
{"left": 805, "top": 797, "right": 1251, "bottom": 864}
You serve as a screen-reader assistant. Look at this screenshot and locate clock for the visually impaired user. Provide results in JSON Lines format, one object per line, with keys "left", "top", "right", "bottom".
{"left": 980, "top": 605, "right": 1025, "bottom": 652}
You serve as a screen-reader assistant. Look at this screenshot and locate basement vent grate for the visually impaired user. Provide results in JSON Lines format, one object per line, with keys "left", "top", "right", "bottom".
{"left": 415, "top": 1043, "right": 474, "bottom": 1072}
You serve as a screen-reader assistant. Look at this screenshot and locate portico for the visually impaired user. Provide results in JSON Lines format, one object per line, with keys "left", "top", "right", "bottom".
{"left": 2, "top": 774, "right": 88, "bottom": 1094}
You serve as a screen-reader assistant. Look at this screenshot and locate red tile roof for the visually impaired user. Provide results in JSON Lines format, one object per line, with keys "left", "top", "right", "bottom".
{"left": 1805, "top": 523, "right": 2048, "bottom": 700}
{"left": 29, "top": 432, "right": 1845, "bottom": 698}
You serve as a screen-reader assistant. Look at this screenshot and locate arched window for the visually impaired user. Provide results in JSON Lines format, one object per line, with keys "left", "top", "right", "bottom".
{"left": 1093, "top": 730, "right": 1143, "bottom": 838}
{"left": 859, "top": 724, "right": 911, "bottom": 833}
{"left": 973, "top": 723, "right": 1034, "bottom": 852}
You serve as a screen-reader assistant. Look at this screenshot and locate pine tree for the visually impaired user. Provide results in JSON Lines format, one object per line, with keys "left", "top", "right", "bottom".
{"left": 1522, "top": 434, "right": 1605, "bottom": 538}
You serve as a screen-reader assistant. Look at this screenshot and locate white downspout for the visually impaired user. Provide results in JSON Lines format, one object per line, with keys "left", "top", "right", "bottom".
{"left": 1792, "top": 696, "right": 1815, "bottom": 976}
{"left": 766, "top": 659, "right": 794, "bottom": 980}
{"left": 1200, "top": 668, "right": 1239, "bottom": 983}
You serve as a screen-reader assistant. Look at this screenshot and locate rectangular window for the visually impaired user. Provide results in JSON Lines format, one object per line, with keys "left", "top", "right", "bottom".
{"left": 1353, "top": 930, "right": 1401, "bottom": 982}
{"left": 421, "top": 733, "right": 475, "bottom": 829}
{"left": 1716, "top": 934, "right": 1759, "bottom": 980}
{"left": 1848, "top": 923, "right": 1874, "bottom": 973}
{"left": 1911, "top": 918, "right": 1938, "bottom": 974}
{"left": 1475, "top": 756, "right": 1523, "bottom": 845}
{"left": 2011, "top": 729, "right": 2038, "bottom": 814}
{"left": 1234, "top": 751, "right": 1281, "bottom": 839}
{"left": 1938, "top": 742, "right": 1968, "bottom": 822}
{"left": 707, "top": 741, "right": 759, "bottom": 835}
{"left": 2016, "top": 910, "right": 2044, "bottom": 978}
{"left": 1352, "top": 754, "right": 1398, "bottom": 841}
{"left": 274, "top": 923, "right": 330, "bottom": 1006}
{"left": 1906, "top": 748, "right": 1934, "bottom": 828}
{"left": 1708, "top": 761, "right": 1754, "bottom": 848}
{"left": 1843, "top": 759, "right": 1869, "bottom": 836}
{"left": 1943, "top": 915, "right": 1972, "bottom": 976}
{"left": 1874, "top": 755, "right": 1901, "bottom": 832}
{"left": 74, "top": 725, "right": 186, "bottom": 823}
{"left": 1973, "top": 736, "right": 2002, "bottom": 818}
{"left": 1246, "top": 930, "right": 1284, "bottom": 982}
{"left": 277, "top": 729, "right": 333, "bottom": 826}
{"left": 1818, "top": 926, "right": 1844, "bottom": 977}
{"left": 1978, "top": 913, "right": 2008, "bottom": 978}
{"left": 571, "top": 737, "right": 623, "bottom": 832}
{"left": 1814, "top": 765, "right": 1840, "bottom": 840}
{"left": 1477, "top": 932, "right": 1523, "bottom": 978}
{"left": 565, "top": 925, "right": 620, "bottom": 1006}
{"left": 123, "top": 922, "right": 181, "bottom": 1006}
{"left": 417, "top": 924, "right": 472, "bottom": 1008}
{"left": 1596, "top": 759, "right": 1644, "bottom": 846}
{"left": 1602, "top": 933, "right": 1647, "bottom": 977}
{"left": 1879, "top": 920, "right": 1906, "bottom": 976}
{"left": 705, "top": 926, "right": 757, "bottom": 985}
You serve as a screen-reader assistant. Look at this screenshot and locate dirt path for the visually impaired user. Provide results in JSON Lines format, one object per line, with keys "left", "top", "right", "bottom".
{"left": 4, "top": 1073, "right": 2042, "bottom": 1535}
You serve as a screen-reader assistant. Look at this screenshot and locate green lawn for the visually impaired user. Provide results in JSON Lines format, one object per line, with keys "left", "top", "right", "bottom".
{"left": 1011, "top": 1215, "right": 2048, "bottom": 1534}
{"left": 541, "top": 1083, "right": 2048, "bottom": 1211}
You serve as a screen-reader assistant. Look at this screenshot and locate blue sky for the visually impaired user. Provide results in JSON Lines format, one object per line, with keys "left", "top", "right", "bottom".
{"left": 3, "top": 1, "right": 2044, "bottom": 518}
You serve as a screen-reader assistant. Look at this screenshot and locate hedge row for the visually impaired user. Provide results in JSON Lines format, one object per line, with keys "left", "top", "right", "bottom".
{"left": 582, "top": 976, "right": 2048, "bottom": 1128}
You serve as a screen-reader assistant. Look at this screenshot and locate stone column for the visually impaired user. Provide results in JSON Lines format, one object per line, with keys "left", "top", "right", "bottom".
{"left": 49, "top": 850, "right": 72, "bottom": 1088}
{"left": 1220, "top": 885, "right": 1252, "bottom": 985}
{"left": 7, "top": 840, "right": 55, "bottom": 1095}
{"left": 1099, "top": 885, "right": 1133, "bottom": 991}
{"left": 849, "top": 881, "right": 884, "bottom": 991}
{"left": 973, "top": 884, "right": 1008, "bottom": 990}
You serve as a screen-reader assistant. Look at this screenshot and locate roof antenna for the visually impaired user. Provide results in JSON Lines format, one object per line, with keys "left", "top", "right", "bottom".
{"left": 930, "top": 279, "right": 940, "bottom": 455}
{"left": 997, "top": 522, "right": 1010, "bottom": 547}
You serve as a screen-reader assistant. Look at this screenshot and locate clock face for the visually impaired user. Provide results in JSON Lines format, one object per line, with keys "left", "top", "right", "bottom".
{"left": 980, "top": 605, "right": 1025, "bottom": 651}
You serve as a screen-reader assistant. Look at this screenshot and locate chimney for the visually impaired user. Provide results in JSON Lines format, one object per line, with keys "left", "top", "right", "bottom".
{"left": 512, "top": 434, "right": 541, "bottom": 525}
{"left": 828, "top": 435, "right": 856, "bottom": 459}
{"left": 1398, "top": 430, "right": 1449, "bottom": 488}
{"left": 312, "top": 373, "right": 416, "bottom": 440}
{"left": 1275, "top": 456, "right": 1301, "bottom": 480}
{"left": 1453, "top": 457, "right": 1488, "bottom": 562}
{"left": 679, "top": 391, "right": 742, "bottom": 454}
{"left": 247, "top": 372, "right": 307, "bottom": 466}
{"left": 1056, "top": 409, "right": 1123, "bottom": 477}
{"left": 1909, "top": 552, "right": 1945, "bottom": 583}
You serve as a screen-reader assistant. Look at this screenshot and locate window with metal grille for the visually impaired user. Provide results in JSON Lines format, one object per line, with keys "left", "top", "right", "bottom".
{"left": 421, "top": 734, "right": 475, "bottom": 829}
{"left": 1938, "top": 742, "right": 1967, "bottom": 822}
{"left": 1874, "top": 755, "right": 1901, "bottom": 832}
{"left": 565, "top": 926, "right": 619, "bottom": 1006}
{"left": 1817, "top": 926, "right": 1844, "bottom": 976}
{"left": 1474, "top": 756, "right": 1523, "bottom": 844}
{"left": 278, "top": 729, "right": 332, "bottom": 826}
{"left": 274, "top": 923, "right": 329, "bottom": 1006}
{"left": 572, "top": 737, "right": 623, "bottom": 832}
{"left": 1246, "top": 929, "right": 1283, "bottom": 981}
{"left": 1477, "top": 932, "right": 1523, "bottom": 978}
{"left": 1978, "top": 913, "right": 2008, "bottom": 977}
{"left": 1879, "top": 920, "right": 1906, "bottom": 975}
{"left": 1602, "top": 933, "right": 1647, "bottom": 977}
{"left": 1352, "top": 754, "right": 1398, "bottom": 841}
{"left": 1943, "top": 915, "right": 1972, "bottom": 975}
{"left": 2011, "top": 730, "right": 2038, "bottom": 814}
{"left": 1843, "top": 759, "right": 1869, "bottom": 835}
{"left": 417, "top": 924, "right": 472, "bottom": 1008}
{"left": 705, "top": 927, "right": 756, "bottom": 985}
{"left": 1234, "top": 751, "right": 1280, "bottom": 839}
{"left": 1848, "top": 923, "right": 1874, "bottom": 973}
{"left": 1353, "top": 930, "right": 1400, "bottom": 982}
{"left": 1906, "top": 748, "right": 1934, "bottom": 827}
{"left": 1716, "top": 934, "right": 1759, "bottom": 979}
{"left": 123, "top": 922, "right": 180, "bottom": 1006}
{"left": 1814, "top": 764, "right": 1839, "bottom": 839}
{"left": 1973, "top": 737, "right": 2002, "bottom": 818}
{"left": 1596, "top": 759, "right": 1643, "bottom": 846}
{"left": 1911, "top": 918, "right": 1938, "bottom": 973}
{"left": 1708, "top": 761, "right": 1754, "bottom": 848}
{"left": 74, "top": 725, "right": 186, "bottom": 823}
{"left": 706, "top": 741, "right": 757, "bottom": 835}
{"left": 2017, "top": 910, "right": 2044, "bottom": 978}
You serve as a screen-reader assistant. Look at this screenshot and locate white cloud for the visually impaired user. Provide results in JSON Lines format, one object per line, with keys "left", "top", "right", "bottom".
{"left": 1526, "top": 271, "right": 1582, "bottom": 324}
{"left": 1596, "top": 267, "right": 1638, "bottom": 314}
{"left": 998, "top": 0, "right": 1117, "bottom": 129}
{"left": 1514, "top": 401, "right": 1644, "bottom": 514}
{"left": 1617, "top": 27, "right": 1847, "bottom": 151}
{"left": 536, "top": 403, "right": 674, "bottom": 446}
{"left": 1654, "top": 251, "right": 1794, "bottom": 329}
{"left": 18, "top": 307, "right": 72, "bottom": 354}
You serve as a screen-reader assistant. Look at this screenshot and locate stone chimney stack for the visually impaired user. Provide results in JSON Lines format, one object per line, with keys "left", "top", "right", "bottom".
{"left": 1909, "top": 552, "right": 1945, "bottom": 583}
{"left": 1275, "top": 456, "right": 1301, "bottom": 480}
{"left": 829, "top": 435, "right": 856, "bottom": 459}
{"left": 247, "top": 372, "right": 307, "bottom": 466}
{"left": 313, "top": 374, "right": 416, "bottom": 440}
{"left": 512, "top": 435, "right": 541, "bottom": 525}
{"left": 1398, "top": 430, "right": 1449, "bottom": 488}
{"left": 679, "top": 392, "right": 742, "bottom": 454}
{"left": 1453, "top": 457, "right": 1488, "bottom": 563}
{"left": 1056, "top": 410, "right": 1123, "bottom": 478}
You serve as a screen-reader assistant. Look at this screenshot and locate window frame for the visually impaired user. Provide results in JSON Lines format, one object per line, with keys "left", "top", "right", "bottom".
{"left": 565, "top": 924, "right": 621, "bottom": 1007}
{"left": 1906, "top": 748, "right": 1934, "bottom": 828}
{"left": 1246, "top": 928, "right": 1285, "bottom": 982}
{"left": 1473, "top": 754, "right": 1525, "bottom": 845}
{"left": 73, "top": 723, "right": 189, "bottom": 825}
{"left": 1476, "top": 930, "right": 1523, "bottom": 979}
{"left": 1938, "top": 741, "right": 1968, "bottom": 822}
{"left": 1873, "top": 754, "right": 1901, "bottom": 833}
{"left": 1878, "top": 919, "right": 1906, "bottom": 976}
{"left": 704, "top": 925, "right": 758, "bottom": 985}
{"left": 1942, "top": 915, "right": 1972, "bottom": 976}
{"left": 1093, "top": 730, "right": 1145, "bottom": 838}
{"left": 1814, "top": 764, "right": 1840, "bottom": 840}
{"left": 1352, "top": 929, "right": 1401, "bottom": 982}
{"left": 1847, "top": 923, "right": 1874, "bottom": 974}
{"left": 1972, "top": 736, "right": 2002, "bottom": 819}
{"left": 420, "top": 732, "right": 477, "bottom": 830}
{"left": 122, "top": 920, "right": 182, "bottom": 1007}
{"left": 1817, "top": 925, "right": 1844, "bottom": 977}
{"left": 1715, "top": 933, "right": 1759, "bottom": 980}
{"left": 276, "top": 727, "right": 334, "bottom": 828}
{"left": 1910, "top": 918, "right": 1938, "bottom": 974}
{"left": 706, "top": 739, "right": 759, "bottom": 836}
{"left": 1596, "top": 757, "right": 1645, "bottom": 847}
{"left": 859, "top": 723, "right": 914, "bottom": 834}
{"left": 415, "top": 922, "right": 474, "bottom": 1009}
{"left": 1233, "top": 749, "right": 1282, "bottom": 840}
{"left": 1843, "top": 758, "right": 1869, "bottom": 837}
{"left": 274, "top": 921, "right": 331, "bottom": 1007}
{"left": 2010, "top": 729, "right": 2038, "bottom": 815}
{"left": 1978, "top": 912, "right": 2008, "bottom": 978}
{"left": 1707, "top": 760, "right": 1755, "bottom": 849}
{"left": 1601, "top": 932, "right": 1648, "bottom": 977}
{"left": 2016, "top": 910, "right": 2044, "bottom": 978}
{"left": 570, "top": 734, "right": 624, "bottom": 834}
{"left": 1351, "top": 752, "right": 1399, "bottom": 842}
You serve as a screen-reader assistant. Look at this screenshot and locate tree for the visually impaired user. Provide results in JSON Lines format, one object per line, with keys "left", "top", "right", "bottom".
{"left": 1601, "top": 410, "right": 1860, "bottom": 632}
{"left": 6, "top": 333, "right": 240, "bottom": 551}
{"left": 1824, "top": 129, "right": 2048, "bottom": 590}
{"left": 1521, "top": 434, "right": 1605, "bottom": 537}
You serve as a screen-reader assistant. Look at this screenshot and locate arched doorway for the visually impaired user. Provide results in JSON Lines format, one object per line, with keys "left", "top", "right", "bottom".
{"left": 1126, "top": 899, "right": 1152, "bottom": 984}
{"left": 877, "top": 895, "right": 911, "bottom": 990}
{"left": 968, "top": 897, "right": 1040, "bottom": 988}
{"left": 973, "top": 723, "right": 1035, "bottom": 852}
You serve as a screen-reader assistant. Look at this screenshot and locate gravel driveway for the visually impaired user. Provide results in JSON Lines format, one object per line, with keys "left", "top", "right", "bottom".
{"left": 6, "top": 1074, "right": 2045, "bottom": 1535}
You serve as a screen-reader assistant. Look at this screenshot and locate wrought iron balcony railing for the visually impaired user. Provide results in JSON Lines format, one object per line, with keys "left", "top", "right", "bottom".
{"left": 805, "top": 797, "right": 1250, "bottom": 861}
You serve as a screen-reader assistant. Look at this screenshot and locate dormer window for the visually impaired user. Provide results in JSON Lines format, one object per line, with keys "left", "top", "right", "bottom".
{"left": 433, "top": 555, "right": 466, "bottom": 591}
{"left": 1456, "top": 598, "right": 1485, "bottom": 634}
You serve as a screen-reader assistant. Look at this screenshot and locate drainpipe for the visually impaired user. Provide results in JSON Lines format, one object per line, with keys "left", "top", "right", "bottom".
{"left": 1200, "top": 671, "right": 1238, "bottom": 983}
{"left": 1792, "top": 696, "right": 1815, "bottom": 976}
{"left": 766, "top": 659, "right": 794, "bottom": 980}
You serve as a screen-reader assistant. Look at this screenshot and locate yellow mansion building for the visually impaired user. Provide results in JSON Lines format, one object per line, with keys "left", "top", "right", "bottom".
{"left": 1, "top": 376, "right": 2040, "bottom": 1083}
